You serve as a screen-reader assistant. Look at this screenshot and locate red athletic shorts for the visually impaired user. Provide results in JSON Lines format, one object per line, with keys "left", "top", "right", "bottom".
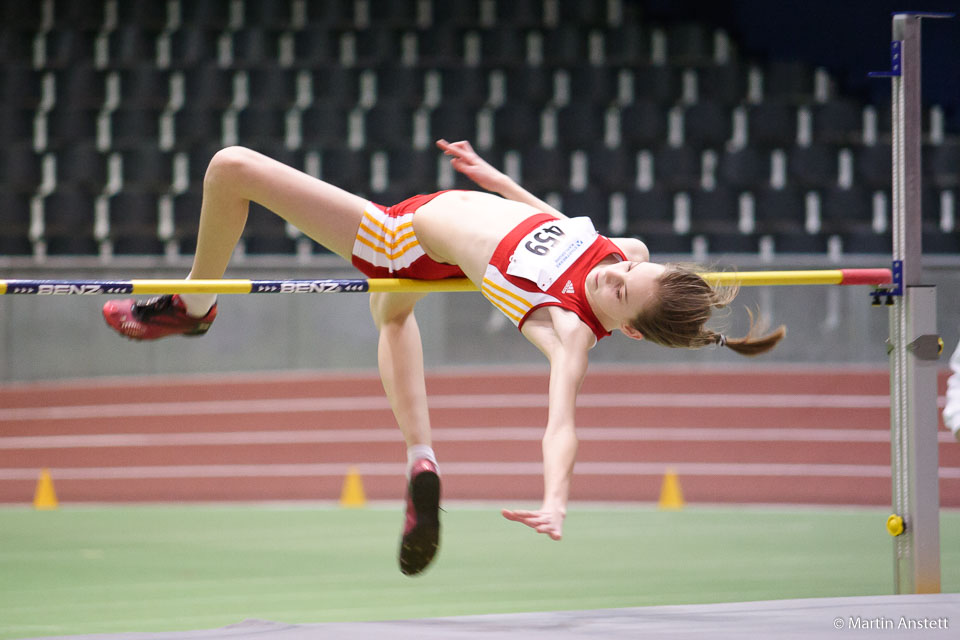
{"left": 352, "top": 191, "right": 466, "bottom": 280}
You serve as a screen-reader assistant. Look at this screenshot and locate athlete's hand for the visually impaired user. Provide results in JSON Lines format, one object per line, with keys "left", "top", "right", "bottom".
{"left": 501, "top": 508, "right": 565, "bottom": 540}
{"left": 436, "top": 139, "right": 507, "bottom": 193}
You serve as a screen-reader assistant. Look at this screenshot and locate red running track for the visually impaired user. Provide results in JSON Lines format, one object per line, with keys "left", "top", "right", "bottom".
{"left": 1, "top": 366, "right": 957, "bottom": 506}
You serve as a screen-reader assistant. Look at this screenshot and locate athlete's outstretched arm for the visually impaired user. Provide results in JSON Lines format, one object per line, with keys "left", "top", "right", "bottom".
{"left": 436, "top": 139, "right": 566, "bottom": 218}
{"left": 503, "top": 308, "right": 593, "bottom": 540}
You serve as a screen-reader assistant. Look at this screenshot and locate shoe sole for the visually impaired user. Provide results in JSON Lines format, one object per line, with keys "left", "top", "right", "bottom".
{"left": 399, "top": 470, "right": 441, "bottom": 576}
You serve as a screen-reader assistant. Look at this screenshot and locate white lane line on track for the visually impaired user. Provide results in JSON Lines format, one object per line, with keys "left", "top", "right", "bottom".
{"left": 0, "top": 462, "right": 958, "bottom": 481}
{"left": 4, "top": 427, "right": 958, "bottom": 449}
{"left": 0, "top": 392, "right": 895, "bottom": 421}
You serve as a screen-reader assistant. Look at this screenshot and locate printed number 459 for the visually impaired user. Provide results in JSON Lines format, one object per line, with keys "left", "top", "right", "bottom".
{"left": 524, "top": 225, "right": 565, "bottom": 256}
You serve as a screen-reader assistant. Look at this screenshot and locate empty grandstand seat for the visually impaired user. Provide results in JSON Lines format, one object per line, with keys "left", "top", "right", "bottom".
{"left": 117, "top": 67, "right": 172, "bottom": 110}
{"left": 171, "top": 189, "right": 202, "bottom": 252}
{"left": 368, "top": 65, "right": 427, "bottom": 107}
{"left": 117, "top": 148, "right": 173, "bottom": 194}
{"left": 235, "top": 107, "right": 288, "bottom": 148}
{"left": 116, "top": 0, "right": 169, "bottom": 30}
{"left": 349, "top": 27, "right": 403, "bottom": 67}
{"left": 362, "top": 105, "right": 416, "bottom": 149}
{"left": 564, "top": 65, "right": 620, "bottom": 107}
{"left": 56, "top": 64, "right": 108, "bottom": 110}
{"left": 841, "top": 230, "right": 891, "bottom": 254}
{"left": 473, "top": 27, "right": 528, "bottom": 67}
{"left": 499, "top": 65, "right": 556, "bottom": 106}
{"left": 182, "top": 64, "right": 236, "bottom": 110}
{"left": 243, "top": 68, "right": 300, "bottom": 109}
{"left": 41, "top": 29, "right": 97, "bottom": 69}
{"left": 618, "top": 100, "right": 669, "bottom": 148}
{"left": 761, "top": 60, "right": 815, "bottom": 103}
{"left": 666, "top": 23, "right": 715, "bottom": 66}
{"left": 110, "top": 108, "right": 163, "bottom": 150}
{"left": 624, "top": 188, "right": 676, "bottom": 237}
{"left": 367, "top": 0, "right": 422, "bottom": 28}
{"left": 299, "top": 104, "right": 351, "bottom": 148}
{"left": 705, "top": 232, "right": 761, "bottom": 255}
{"left": 244, "top": 0, "right": 294, "bottom": 30}
{"left": 290, "top": 29, "right": 340, "bottom": 68}
{"left": 923, "top": 229, "right": 960, "bottom": 254}
{"left": 588, "top": 147, "right": 637, "bottom": 191}
{"left": 0, "top": 107, "right": 34, "bottom": 147}
{"left": 180, "top": 0, "right": 234, "bottom": 30}
{"left": 696, "top": 62, "right": 749, "bottom": 105}
{"left": 166, "top": 28, "right": 220, "bottom": 69}
{"left": 371, "top": 148, "right": 439, "bottom": 203}
{"left": 55, "top": 143, "right": 109, "bottom": 193}
{"left": 787, "top": 145, "right": 839, "bottom": 189}
{"left": 308, "top": 68, "right": 363, "bottom": 109}
{"left": 427, "top": 105, "right": 479, "bottom": 144}
{"left": 106, "top": 26, "right": 160, "bottom": 68}
{"left": 600, "top": 23, "right": 651, "bottom": 66}
{"left": 415, "top": 26, "right": 467, "bottom": 67}
{"left": 632, "top": 65, "right": 683, "bottom": 105}
{"left": 44, "top": 108, "right": 99, "bottom": 149}
{"left": 316, "top": 148, "right": 371, "bottom": 195}
{"left": 554, "top": 187, "right": 609, "bottom": 232}
{"left": 812, "top": 99, "right": 862, "bottom": 145}
{"left": 490, "top": 103, "right": 543, "bottom": 150}
{"left": 752, "top": 186, "right": 807, "bottom": 235}
{"left": 541, "top": 25, "right": 589, "bottom": 66}
{"left": 243, "top": 201, "right": 297, "bottom": 254}
{"left": 683, "top": 101, "right": 733, "bottom": 149}
{"left": 1, "top": 66, "right": 46, "bottom": 109}
{"left": 109, "top": 191, "right": 163, "bottom": 255}
{"left": 688, "top": 187, "right": 740, "bottom": 234}
{"left": 490, "top": 0, "right": 545, "bottom": 28}
{"left": 1, "top": 143, "right": 43, "bottom": 193}
{"left": 771, "top": 232, "right": 829, "bottom": 255}
{"left": 924, "top": 143, "right": 960, "bottom": 189}
{"left": 42, "top": 188, "right": 99, "bottom": 255}
{"left": 853, "top": 144, "right": 892, "bottom": 189}
{"left": 0, "top": 187, "right": 33, "bottom": 255}
{"left": 516, "top": 146, "right": 571, "bottom": 193}
{"left": 553, "top": 103, "right": 606, "bottom": 150}
{"left": 652, "top": 146, "right": 702, "bottom": 191}
{"left": 716, "top": 147, "right": 770, "bottom": 190}
{"left": 304, "top": 0, "right": 357, "bottom": 29}
{"left": 745, "top": 103, "right": 797, "bottom": 147}
{"left": 431, "top": 66, "right": 489, "bottom": 107}
{"left": 819, "top": 185, "right": 872, "bottom": 233}
{"left": 229, "top": 28, "right": 281, "bottom": 69}
{"left": 172, "top": 109, "right": 225, "bottom": 151}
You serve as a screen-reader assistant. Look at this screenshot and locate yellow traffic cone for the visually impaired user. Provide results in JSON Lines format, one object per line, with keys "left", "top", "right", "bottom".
{"left": 339, "top": 467, "right": 366, "bottom": 508}
{"left": 33, "top": 469, "right": 59, "bottom": 510}
{"left": 658, "top": 468, "right": 684, "bottom": 510}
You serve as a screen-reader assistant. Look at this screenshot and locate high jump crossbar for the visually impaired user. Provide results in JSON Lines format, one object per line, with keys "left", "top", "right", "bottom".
{"left": 0, "top": 269, "right": 892, "bottom": 295}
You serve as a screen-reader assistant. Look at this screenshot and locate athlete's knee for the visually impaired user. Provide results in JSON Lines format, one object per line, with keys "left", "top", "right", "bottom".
{"left": 369, "top": 292, "right": 426, "bottom": 329}
{"left": 204, "top": 146, "right": 258, "bottom": 189}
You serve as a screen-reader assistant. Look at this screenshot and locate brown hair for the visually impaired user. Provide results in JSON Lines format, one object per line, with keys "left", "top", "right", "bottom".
{"left": 629, "top": 264, "right": 786, "bottom": 357}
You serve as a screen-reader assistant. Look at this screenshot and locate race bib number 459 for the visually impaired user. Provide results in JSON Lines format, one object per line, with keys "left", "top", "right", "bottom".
{"left": 506, "top": 217, "right": 598, "bottom": 291}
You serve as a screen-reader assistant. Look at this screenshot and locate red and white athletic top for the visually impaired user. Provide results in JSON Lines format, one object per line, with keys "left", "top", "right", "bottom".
{"left": 481, "top": 213, "right": 625, "bottom": 344}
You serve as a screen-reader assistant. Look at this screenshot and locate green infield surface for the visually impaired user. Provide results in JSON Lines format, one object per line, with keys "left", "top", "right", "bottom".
{"left": 1, "top": 504, "right": 958, "bottom": 639}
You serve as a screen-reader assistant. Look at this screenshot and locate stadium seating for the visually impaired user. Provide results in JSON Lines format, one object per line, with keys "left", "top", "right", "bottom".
{"left": 0, "top": 0, "right": 956, "bottom": 262}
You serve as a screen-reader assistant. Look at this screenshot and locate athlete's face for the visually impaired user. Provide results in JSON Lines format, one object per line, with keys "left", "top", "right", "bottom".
{"left": 586, "top": 261, "right": 666, "bottom": 339}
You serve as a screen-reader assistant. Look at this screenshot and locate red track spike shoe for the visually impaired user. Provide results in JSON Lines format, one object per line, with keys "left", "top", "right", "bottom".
{"left": 102, "top": 295, "right": 217, "bottom": 341}
{"left": 398, "top": 459, "right": 441, "bottom": 576}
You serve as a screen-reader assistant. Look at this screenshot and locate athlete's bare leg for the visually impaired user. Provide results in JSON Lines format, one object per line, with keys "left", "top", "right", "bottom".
{"left": 188, "top": 146, "right": 368, "bottom": 279}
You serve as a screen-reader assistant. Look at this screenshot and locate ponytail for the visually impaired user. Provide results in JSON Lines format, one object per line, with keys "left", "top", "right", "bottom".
{"left": 710, "top": 309, "right": 786, "bottom": 357}
{"left": 629, "top": 265, "right": 786, "bottom": 357}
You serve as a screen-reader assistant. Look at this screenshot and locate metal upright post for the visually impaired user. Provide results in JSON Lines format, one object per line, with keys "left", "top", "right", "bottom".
{"left": 871, "top": 11, "right": 953, "bottom": 595}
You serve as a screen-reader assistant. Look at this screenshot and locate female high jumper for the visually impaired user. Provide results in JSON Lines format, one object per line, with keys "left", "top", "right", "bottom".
{"left": 103, "top": 139, "right": 786, "bottom": 576}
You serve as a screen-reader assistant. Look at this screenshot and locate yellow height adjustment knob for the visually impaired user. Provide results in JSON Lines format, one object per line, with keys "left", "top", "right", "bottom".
{"left": 938, "top": 337, "right": 944, "bottom": 356}
{"left": 887, "top": 514, "right": 905, "bottom": 537}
